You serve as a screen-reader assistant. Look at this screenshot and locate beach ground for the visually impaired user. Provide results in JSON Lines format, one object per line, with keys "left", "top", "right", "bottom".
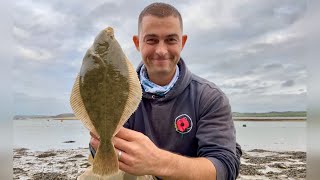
{"left": 13, "top": 148, "right": 306, "bottom": 180}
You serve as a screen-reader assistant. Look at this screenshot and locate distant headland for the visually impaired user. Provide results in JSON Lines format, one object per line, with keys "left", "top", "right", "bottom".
{"left": 13, "top": 111, "right": 306, "bottom": 121}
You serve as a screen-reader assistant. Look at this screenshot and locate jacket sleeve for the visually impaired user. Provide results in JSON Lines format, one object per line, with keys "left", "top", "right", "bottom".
{"left": 196, "top": 86, "right": 241, "bottom": 180}
{"left": 123, "top": 120, "right": 130, "bottom": 128}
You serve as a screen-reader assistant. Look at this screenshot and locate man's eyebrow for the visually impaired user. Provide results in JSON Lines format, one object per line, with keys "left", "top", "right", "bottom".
{"left": 143, "top": 34, "right": 179, "bottom": 38}
{"left": 144, "top": 34, "right": 158, "bottom": 38}
{"left": 167, "top": 34, "right": 179, "bottom": 38}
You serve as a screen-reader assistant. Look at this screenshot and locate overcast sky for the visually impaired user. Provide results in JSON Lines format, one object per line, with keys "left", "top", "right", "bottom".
{"left": 13, "top": 0, "right": 308, "bottom": 115}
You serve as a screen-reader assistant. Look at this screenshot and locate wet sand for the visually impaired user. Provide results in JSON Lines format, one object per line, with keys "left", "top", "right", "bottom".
{"left": 238, "top": 149, "right": 306, "bottom": 179}
{"left": 13, "top": 148, "right": 306, "bottom": 179}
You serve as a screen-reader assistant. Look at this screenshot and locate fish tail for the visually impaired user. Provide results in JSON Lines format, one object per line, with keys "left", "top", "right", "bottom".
{"left": 92, "top": 140, "right": 119, "bottom": 176}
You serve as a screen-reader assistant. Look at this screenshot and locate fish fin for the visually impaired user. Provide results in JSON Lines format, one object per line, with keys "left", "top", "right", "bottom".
{"left": 79, "top": 168, "right": 126, "bottom": 180}
{"left": 78, "top": 167, "right": 99, "bottom": 180}
{"left": 70, "top": 74, "right": 99, "bottom": 136}
{"left": 93, "top": 140, "right": 118, "bottom": 176}
{"left": 114, "top": 58, "right": 142, "bottom": 135}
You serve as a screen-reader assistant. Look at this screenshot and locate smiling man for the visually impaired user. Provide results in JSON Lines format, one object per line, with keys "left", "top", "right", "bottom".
{"left": 90, "top": 2, "right": 241, "bottom": 180}
{"left": 133, "top": 15, "right": 187, "bottom": 87}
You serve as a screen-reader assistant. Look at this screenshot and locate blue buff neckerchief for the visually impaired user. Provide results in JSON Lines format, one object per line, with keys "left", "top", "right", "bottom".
{"left": 139, "top": 64, "right": 179, "bottom": 97}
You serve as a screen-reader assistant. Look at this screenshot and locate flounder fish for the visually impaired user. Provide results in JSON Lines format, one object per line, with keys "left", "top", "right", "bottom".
{"left": 70, "top": 27, "right": 142, "bottom": 178}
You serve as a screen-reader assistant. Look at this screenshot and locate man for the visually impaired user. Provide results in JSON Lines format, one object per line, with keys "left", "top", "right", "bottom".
{"left": 90, "top": 2, "right": 241, "bottom": 180}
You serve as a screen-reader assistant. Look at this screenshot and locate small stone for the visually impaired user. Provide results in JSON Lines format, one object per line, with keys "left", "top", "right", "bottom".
{"left": 277, "top": 163, "right": 287, "bottom": 169}
{"left": 36, "top": 152, "right": 57, "bottom": 158}
{"left": 71, "top": 154, "right": 85, "bottom": 158}
{"left": 80, "top": 162, "right": 91, "bottom": 168}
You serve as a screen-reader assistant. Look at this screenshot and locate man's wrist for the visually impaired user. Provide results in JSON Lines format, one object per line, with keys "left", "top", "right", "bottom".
{"left": 150, "top": 148, "right": 174, "bottom": 178}
{"left": 151, "top": 149, "right": 217, "bottom": 180}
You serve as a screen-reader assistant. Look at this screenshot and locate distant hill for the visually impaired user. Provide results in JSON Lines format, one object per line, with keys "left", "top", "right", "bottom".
{"left": 53, "top": 113, "right": 75, "bottom": 118}
{"left": 13, "top": 113, "right": 75, "bottom": 120}
{"left": 13, "top": 115, "right": 55, "bottom": 120}
{"left": 232, "top": 111, "right": 306, "bottom": 117}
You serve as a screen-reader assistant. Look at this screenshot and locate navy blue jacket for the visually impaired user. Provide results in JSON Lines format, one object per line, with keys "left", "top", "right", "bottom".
{"left": 124, "top": 59, "right": 241, "bottom": 180}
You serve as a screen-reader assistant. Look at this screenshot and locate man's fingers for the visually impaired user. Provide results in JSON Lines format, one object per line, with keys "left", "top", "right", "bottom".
{"left": 115, "top": 148, "right": 133, "bottom": 166}
{"left": 119, "top": 160, "right": 133, "bottom": 174}
{"left": 90, "top": 136, "right": 100, "bottom": 150}
{"left": 89, "top": 131, "right": 100, "bottom": 150}
{"left": 113, "top": 136, "right": 134, "bottom": 154}
{"left": 90, "top": 131, "right": 99, "bottom": 140}
{"left": 115, "top": 127, "right": 141, "bottom": 141}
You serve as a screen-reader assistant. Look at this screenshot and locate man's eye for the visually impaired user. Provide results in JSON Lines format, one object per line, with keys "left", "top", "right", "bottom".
{"left": 146, "top": 39, "right": 157, "bottom": 44}
{"left": 167, "top": 38, "right": 178, "bottom": 43}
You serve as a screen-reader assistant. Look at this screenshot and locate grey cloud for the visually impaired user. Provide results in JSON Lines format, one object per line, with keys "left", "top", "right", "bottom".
{"left": 184, "top": 0, "right": 306, "bottom": 46}
{"left": 182, "top": 0, "right": 307, "bottom": 78}
{"left": 243, "top": 70, "right": 254, "bottom": 75}
{"left": 282, "top": 80, "right": 295, "bottom": 87}
{"left": 251, "top": 86, "right": 269, "bottom": 94}
{"left": 263, "top": 63, "right": 284, "bottom": 70}
{"left": 220, "top": 83, "right": 249, "bottom": 89}
{"left": 250, "top": 63, "right": 306, "bottom": 86}
{"left": 246, "top": 82, "right": 271, "bottom": 95}
{"left": 184, "top": 33, "right": 306, "bottom": 83}
{"left": 12, "top": 0, "right": 308, "bottom": 114}
{"left": 232, "top": 0, "right": 306, "bottom": 38}
{"left": 228, "top": 92, "right": 306, "bottom": 112}
{"left": 14, "top": 92, "right": 71, "bottom": 115}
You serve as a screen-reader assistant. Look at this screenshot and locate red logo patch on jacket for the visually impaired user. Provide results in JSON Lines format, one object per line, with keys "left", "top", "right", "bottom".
{"left": 174, "top": 114, "right": 192, "bottom": 134}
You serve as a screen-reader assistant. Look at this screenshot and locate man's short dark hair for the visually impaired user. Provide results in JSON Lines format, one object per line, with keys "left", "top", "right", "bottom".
{"left": 138, "top": 2, "right": 183, "bottom": 33}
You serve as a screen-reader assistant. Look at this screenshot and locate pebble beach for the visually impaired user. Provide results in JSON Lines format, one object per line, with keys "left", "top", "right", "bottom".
{"left": 13, "top": 147, "right": 306, "bottom": 180}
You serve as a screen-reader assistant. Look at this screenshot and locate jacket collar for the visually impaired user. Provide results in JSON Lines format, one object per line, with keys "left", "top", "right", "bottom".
{"left": 136, "top": 58, "right": 192, "bottom": 102}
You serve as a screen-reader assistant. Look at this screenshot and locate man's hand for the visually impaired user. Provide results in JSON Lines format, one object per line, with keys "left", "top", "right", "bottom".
{"left": 113, "top": 128, "right": 163, "bottom": 176}
{"left": 89, "top": 128, "right": 164, "bottom": 176}
{"left": 89, "top": 131, "right": 100, "bottom": 152}
{"left": 89, "top": 128, "right": 216, "bottom": 179}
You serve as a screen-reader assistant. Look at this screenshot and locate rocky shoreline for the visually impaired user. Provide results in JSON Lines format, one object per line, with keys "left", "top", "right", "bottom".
{"left": 239, "top": 149, "right": 306, "bottom": 179}
{"left": 13, "top": 148, "right": 306, "bottom": 180}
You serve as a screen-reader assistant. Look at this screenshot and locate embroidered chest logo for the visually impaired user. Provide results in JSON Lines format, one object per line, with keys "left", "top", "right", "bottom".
{"left": 174, "top": 114, "right": 193, "bottom": 134}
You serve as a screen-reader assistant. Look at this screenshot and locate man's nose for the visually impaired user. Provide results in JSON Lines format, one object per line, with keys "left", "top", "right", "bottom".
{"left": 155, "top": 41, "right": 168, "bottom": 56}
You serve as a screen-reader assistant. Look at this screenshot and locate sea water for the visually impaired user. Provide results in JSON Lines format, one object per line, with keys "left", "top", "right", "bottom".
{"left": 235, "top": 121, "right": 306, "bottom": 151}
{"left": 13, "top": 119, "right": 306, "bottom": 152}
{"left": 13, "top": 119, "right": 90, "bottom": 151}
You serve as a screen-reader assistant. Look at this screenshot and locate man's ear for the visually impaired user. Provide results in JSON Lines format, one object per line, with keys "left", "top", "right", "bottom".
{"left": 181, "top": 35, "right": 188, "bottom": 50}
{"left": 133, "top": 35, "right": 140, "bottom": 51}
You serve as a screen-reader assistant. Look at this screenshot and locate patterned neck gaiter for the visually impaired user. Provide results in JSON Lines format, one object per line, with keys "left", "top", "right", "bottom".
{"left": 139, "top": 64, "right": 179, "bottom": 97}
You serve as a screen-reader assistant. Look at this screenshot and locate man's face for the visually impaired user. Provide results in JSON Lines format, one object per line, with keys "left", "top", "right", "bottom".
{"left": 133, "top": 15, "right": 187, "bottom": 78}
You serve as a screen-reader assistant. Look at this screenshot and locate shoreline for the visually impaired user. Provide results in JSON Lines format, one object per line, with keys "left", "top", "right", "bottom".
{"left": 14, "top": 148, "right": 306, "bottom": 180}
{"left": 13, "top": 117, "right": 307, "bottom": 121}
{"left": 233, "top": 117, "right": 306, "bottom": 121}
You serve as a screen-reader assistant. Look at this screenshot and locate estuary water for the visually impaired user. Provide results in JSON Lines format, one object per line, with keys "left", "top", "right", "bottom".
{"left": 13, "top": 119, "right": 306, "bottom": 152}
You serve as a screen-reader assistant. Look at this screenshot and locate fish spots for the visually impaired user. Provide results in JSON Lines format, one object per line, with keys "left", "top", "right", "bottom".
{"left": 96, "top": 42, "right": 110, "bottom": 58}
{"left": 71, "top": 27, "right": 142, "bottom": 176}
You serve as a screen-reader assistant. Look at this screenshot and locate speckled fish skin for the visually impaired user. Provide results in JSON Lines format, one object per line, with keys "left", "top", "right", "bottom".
{"left": 71, "top": 27, "right": 142, "bottom": 178}
{"left": 79, "top": 27, "right": 129, "bottom": 175}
